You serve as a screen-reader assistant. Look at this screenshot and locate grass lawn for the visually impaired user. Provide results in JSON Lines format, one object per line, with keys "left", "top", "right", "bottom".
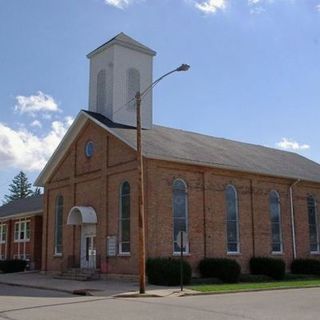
{"left": 190, "top": 279, "right": 320, "bottom": 293}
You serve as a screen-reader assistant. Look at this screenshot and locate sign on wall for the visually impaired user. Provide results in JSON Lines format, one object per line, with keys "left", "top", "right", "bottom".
{"left": 106, "top": 236, "right": 117, "bottom": 257}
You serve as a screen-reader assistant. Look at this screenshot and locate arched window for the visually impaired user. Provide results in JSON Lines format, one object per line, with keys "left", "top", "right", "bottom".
{"left": 119, "top": 182, "right": 130, "bottom": 254}
{"left": 173, "top": 179, "right": 188, "bottom": 254}
{"left": 96, "top": 69, "right": 106, "bottom": 114}
{"left": 307, "top": 195, "right": 319, "bottom": 252}
{"left": 225, "top": 185, "right": 240, "bottom": 253}
{"left": 54, "top": 195, "right": 63, "bottom": 255}
{"left": 127, "top": 68, "right": 140, "bottom": 110}
{"left": 269, "top": 191, "right": 283, "bottom": 253}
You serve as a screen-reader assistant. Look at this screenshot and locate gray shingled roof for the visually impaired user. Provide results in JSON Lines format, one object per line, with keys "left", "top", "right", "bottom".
{"left": 84, "top": 110, "right": 320, "bottom": 183}
{"left": 0, "top": 195, "right": 43, "bottom": 218}
{"left": 87, "top": 32, "right": 156, "bottom": 58}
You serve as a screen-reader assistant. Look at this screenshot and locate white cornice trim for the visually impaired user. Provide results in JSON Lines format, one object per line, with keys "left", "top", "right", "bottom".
{"left": 0, "top": 210, "right": 42, "bottom": 221}
{"left": 34, "top": 112, "right": 88, "bottom": 187}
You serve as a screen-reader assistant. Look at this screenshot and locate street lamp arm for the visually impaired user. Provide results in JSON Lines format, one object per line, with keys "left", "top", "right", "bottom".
{"left": 136, "top": 62, "right": 189, "bottom": 295}
{"left": 140, "top": 64, "right": 190, "bottom": 99}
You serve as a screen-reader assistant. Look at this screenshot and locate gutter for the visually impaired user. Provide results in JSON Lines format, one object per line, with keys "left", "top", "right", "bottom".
{"left": 0, "top": 210, "right": 43, "bottom": 221}
{"left": 289, "top": 179, "right": 301, "bottom": 259}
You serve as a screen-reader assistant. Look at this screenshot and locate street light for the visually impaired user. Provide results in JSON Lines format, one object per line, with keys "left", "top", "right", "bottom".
{"left": 135, "top": 64, "right": 190, "bottom": 294}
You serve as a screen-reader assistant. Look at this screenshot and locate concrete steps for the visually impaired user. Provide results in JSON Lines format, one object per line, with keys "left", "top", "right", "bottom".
{"left": 55, "top": 268, "right": 100, "bottom": 281}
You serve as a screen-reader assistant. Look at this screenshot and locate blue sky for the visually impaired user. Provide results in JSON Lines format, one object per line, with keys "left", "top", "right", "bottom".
{"left": 0, "top": 0, "right": 320, "bottom": 201}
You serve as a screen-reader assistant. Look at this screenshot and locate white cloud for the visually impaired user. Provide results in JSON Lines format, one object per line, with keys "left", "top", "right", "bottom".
{"left": 104, "top": 0, "right": 134, "bottom": 9}
{"left": 195, "top": 0, "right": 227, "bottom": 14}
{"left": 0, "top": 117, "right": 74, "bottom": 172}
{"left": 30, "top": 120, "right": 42, "bottom": 128}
{"left": 15, "top": 91, "right": 60, "bottom": 116}
{"left": 316, "top": 4, "right": 320, "bottom": 12}
{"left": 248, "top": 0, "right": 261, "bottom": 4}
{"left": 276, "top": 138, "right": 310, "bottom": 151}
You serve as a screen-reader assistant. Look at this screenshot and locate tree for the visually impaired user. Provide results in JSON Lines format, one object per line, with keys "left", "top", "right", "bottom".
{"left": 4, "top": 171, "right": 34, "bottom": 203}
{"left": 33, "top": 187, "right": 42, "bottom": 196}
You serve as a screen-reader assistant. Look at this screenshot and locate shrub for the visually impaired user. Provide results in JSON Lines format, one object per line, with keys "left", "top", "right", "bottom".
{"left": 198, "top": 258, "right": 241, "bottom": 283}
{"left": 291, "top": 259, "right": 320, "bottom": 276}
{"left": 146, "top": 257, "right": 192, "bottom": 286}
{"left": 250, "top": 257, "right": 285, "bottom": 280}
{"left": 0, "top": 260, "right": 27, "bottom": 273}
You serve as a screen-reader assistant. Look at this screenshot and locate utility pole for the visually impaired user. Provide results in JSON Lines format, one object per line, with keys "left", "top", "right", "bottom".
{"left": 135, "top": 64, "right": 190, "bottom": 294}
{"left": 136, "top": 91, "right": 146, "bottom": 294}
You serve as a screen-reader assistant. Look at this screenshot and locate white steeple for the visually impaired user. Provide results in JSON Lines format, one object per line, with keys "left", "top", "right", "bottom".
{"left": 87, "top": 33, "right": 156, "bottom": 129}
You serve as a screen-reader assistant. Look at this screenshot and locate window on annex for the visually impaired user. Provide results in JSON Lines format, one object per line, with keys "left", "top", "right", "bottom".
{"left": 119, "top": 182, "right": 131, "bottom": 254}
{"left": 269, "top": 191, "right": 283, "bottom": 253}
{"left": 307, "top": 195, "right": 319, "bottom": 253}
{"left": 225, "top": 185, "right": 240, "bottom": 253}
{"left": 173, "top": 179, "right": 189, "bottom": 254}
{"left": 54, "top": 195, "right": 63, "bottom": 255}
{"left": 0, "top": 224, "right": 7, "bottom": 243}
{"left": 14, "top": 220, "right": 30, "bottom": 242}
{"left": 0, "top": 224, "right": 6, "bottom": 243}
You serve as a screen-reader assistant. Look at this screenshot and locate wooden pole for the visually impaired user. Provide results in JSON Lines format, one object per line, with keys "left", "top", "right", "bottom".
{"left": 136, "top": 91, "right": 146, "bottom": 294}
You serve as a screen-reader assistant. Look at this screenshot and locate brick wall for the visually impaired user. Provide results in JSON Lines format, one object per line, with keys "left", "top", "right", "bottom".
{"left": 42, "top": 120, "right": 320, "bottom": 275}
{"left": 0, "top": 215, "right": 42, "bottom": 269}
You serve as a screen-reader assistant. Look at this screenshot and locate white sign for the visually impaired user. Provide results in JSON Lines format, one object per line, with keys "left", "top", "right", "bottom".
{"left": 107, "top": 236, "right": 117, "bottom": 256}
{"left": 176, "top": 231, "right": 188, "bottom": 249}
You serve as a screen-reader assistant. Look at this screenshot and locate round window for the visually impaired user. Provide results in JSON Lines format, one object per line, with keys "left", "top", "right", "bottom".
{"left": 85, "top": 141, "right": 94, "bottom": 158}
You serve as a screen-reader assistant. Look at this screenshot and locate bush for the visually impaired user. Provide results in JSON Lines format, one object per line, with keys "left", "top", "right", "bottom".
{"left": 146, "top": 257, "right": 192, "bottom": 286}
{"left": 291, "top": 259, "right": 320, "bottom": 276}
{"left": 250, "top": 257, "right": 285, "bottom": 280}
{"left": 198, "top": 258, "right": 241, "bottom": 283}
{"left": 0, "top": 260, "right": 27, "bottom": 273}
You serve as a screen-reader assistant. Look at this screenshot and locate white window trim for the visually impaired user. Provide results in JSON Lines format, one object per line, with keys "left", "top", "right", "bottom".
{"left": 119, "top": 181, "right": 131, "bottom": 255}
{"left": 54, "top": 195, "right": 63, "bottom": 256}
{"left": 172, "top": 178, "right": 189, "bottom": 255}
{"left": 0, "top": 224, "right": 7, "bottom": 244}
{"left": 308, "top": 196, "right": 320, "bottom": 254}
{"left": 270, "top": 190, "right": 283, "bottom": 254}
{"left": 14, "top": 219, "right": 31, "bottom": 243}
{"left": 226, "top": 184, "right": 240, "bottom": 254}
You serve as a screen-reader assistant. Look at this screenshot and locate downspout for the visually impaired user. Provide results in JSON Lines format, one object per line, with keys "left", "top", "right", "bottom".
{"left": 289, "top": 179, "right": 300, "bottom": 259}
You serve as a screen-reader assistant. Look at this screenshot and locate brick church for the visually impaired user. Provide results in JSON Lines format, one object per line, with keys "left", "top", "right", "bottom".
{"left": 34, "top": 33, "right": 320, "bottom": 275}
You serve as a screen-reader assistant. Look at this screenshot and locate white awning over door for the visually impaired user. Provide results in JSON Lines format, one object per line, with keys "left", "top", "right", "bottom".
{"left": 67, "top": 206, "right": 97, "bottom": 225}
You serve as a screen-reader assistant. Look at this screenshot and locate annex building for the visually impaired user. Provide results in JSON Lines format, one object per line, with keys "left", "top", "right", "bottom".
{"left": 34, "top": 33, "right": 320, "bottom": 276}
{"left": 0, "top": 194, "right": 43, "bottom": 270}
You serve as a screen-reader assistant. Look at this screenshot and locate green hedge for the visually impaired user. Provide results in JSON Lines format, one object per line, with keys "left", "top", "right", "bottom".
{"left": 198, "top": 258, "right": 241, "bottom": 283}
{"left": 0, "top": 260, "right": 27, "bottom": 273}
{"left": 250, "top": 257, "right": 285, "bottom": 280}
{"left": 146, "top": 257, "right": 192, "bottom": 286}
{"left": 291, "top": 259, "right": 320, "bottom": 276}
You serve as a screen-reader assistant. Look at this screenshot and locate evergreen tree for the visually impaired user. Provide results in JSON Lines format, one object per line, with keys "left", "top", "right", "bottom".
{"left": 4, "top": 171, "right": 34, "bottom": 203}
{"left": 33, "top": 187, "right": 42, "bottom": 196}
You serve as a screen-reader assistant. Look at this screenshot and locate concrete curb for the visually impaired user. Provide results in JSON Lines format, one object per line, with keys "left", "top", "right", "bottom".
{"left": 181, "top": 284, "right": 320, "bottom": 297}
{"left": 0, "top": 281, "right": 74, "bottom": 295}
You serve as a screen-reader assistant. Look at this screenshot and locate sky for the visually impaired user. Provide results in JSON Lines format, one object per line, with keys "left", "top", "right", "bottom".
{"left": 0, "top": 0, "right": 320, "bottom": 202}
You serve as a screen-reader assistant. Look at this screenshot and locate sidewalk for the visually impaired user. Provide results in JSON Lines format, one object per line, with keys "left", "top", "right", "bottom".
{"left": 0, "top": 272, "right": 195, "bottom": 297}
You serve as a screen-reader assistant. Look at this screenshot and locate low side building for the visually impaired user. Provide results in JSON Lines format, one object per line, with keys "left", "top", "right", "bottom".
{"left": 0, "top": 195, "right": 43, "bottom": 270}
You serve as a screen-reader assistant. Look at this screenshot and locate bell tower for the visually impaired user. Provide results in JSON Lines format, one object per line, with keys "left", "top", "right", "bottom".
{"left": 87, "top": 33, "right": 156, "bottom": 129}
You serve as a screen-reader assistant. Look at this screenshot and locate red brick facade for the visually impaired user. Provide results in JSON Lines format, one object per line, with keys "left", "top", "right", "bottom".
{"left": 42, "top": 121, "right": 320, "bottom": 275}
{"left": 0, "top": 215, "right": 42, "bottom": 270}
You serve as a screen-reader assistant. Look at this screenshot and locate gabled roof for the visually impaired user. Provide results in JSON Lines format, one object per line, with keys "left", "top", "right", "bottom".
{"left": 0, "top": 194, "right": 43, "bottom": 219}
{"left": 87, "top": 32, "right": 156, "bottom": 58}
{"left": 35, "top": 110, "right": 320, "bottom": 186}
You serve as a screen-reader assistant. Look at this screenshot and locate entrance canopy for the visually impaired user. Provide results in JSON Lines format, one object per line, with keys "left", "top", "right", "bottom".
{"left": 67, "top": 206, "right": 97, "bottom": 225}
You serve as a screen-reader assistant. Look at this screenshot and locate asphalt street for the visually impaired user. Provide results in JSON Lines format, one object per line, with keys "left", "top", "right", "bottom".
{"left": 0, "top": 284, "right": 319, "bottom": 320}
